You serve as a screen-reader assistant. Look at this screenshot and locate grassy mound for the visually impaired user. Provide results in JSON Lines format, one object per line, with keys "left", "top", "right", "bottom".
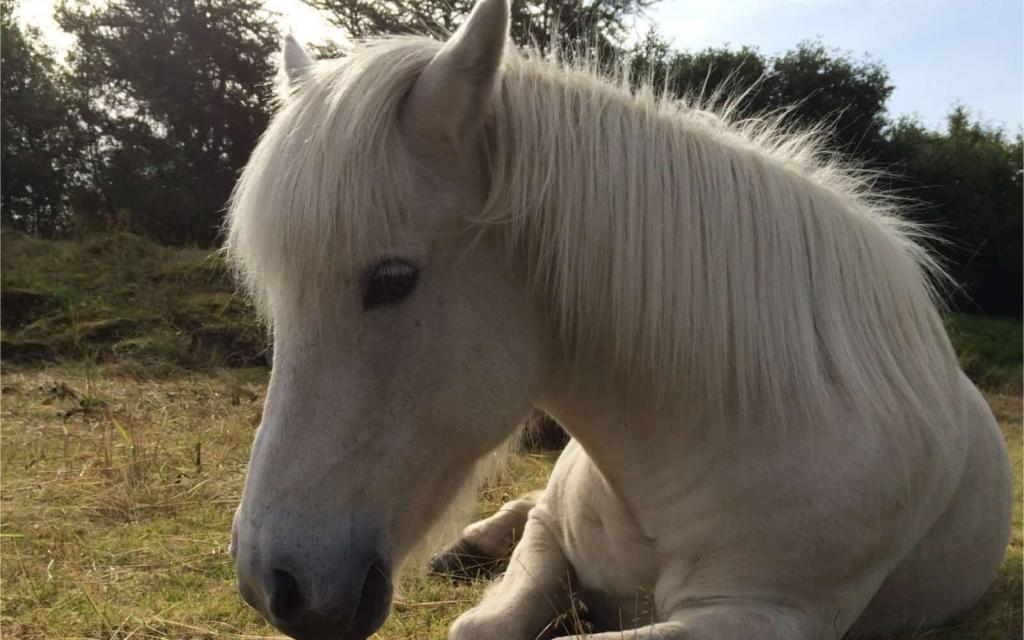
{"left": 3, "top": 231, "right": 1019, "bottom": 392}
{"left": 1, "top": 231, "right": 266, "bottom": 372}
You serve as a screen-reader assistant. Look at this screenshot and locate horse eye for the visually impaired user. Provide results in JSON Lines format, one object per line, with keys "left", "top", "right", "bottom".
{"left": 363, "top": 259, "right": 419, "bottom": 310}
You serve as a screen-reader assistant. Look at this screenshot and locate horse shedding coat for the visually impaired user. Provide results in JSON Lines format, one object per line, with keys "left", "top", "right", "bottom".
{"left": 226, "top": 2, "right": 1014, "bottom": 638}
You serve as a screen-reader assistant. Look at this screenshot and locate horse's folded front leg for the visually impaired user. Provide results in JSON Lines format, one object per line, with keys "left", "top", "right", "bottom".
{"left": 431, "top": 491, "right": 542, "bottom": 582}
{"left": 551, "top": 623, "right": 685, "bottom": 640}
{"left": 551, "top": 601, "right": 811, "bottom": 640}
{"left": 449, "top": 513, "right": 575, "bottom": 640}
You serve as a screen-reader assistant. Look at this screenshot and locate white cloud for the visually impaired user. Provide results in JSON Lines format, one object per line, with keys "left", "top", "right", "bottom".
{"left": 15, "top": 1, "right": 74, "bottom": 57}
{"left": 261, "top": 0, "right": 348, "bottom": 46}
{"left": 14, "top": 0, "right": 348, "bottom": 60}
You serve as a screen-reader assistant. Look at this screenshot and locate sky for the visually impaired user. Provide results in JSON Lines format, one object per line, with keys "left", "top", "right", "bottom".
{"left": 640, "top": 0, "right": 1023, "bottom": 132}
{"left": 17, "top": 0, "right": 1023, "bottom": 133}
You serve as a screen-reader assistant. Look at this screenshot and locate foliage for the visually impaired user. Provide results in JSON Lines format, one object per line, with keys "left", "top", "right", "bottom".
{"left": 53, "top": 0, "right": 279, "bottom": 245}
{"left": 0, "top": 0, "right": 77, "bottom": 236}
{"left": 628, "top": 33, "right": 1020, "bottom": 316}
{"left": 1, "top": 0, "right": 1019, "bottom": 316}
{"left": 885, "top": 108, "right": 1023, "bottom": 316}
{"left": 305, "top": 0, "right": 655, "bottom": 54}
{"left": 629, "top": 33, "right": 894, "bottom": 160}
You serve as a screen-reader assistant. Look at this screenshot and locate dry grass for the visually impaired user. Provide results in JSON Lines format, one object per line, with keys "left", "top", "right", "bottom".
{"left": 0, "top": 363, "right": 554, "bottom": 639}
{"left": 1, "top": 364, "right": 268, "bottom": 638}
{"left": 0, "top": 362, "right": 1019, "bottom": 639}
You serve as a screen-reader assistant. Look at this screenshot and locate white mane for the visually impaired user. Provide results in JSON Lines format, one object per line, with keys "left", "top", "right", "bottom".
{"left": 225, "top": 37, "right": 957, "bottom": 428}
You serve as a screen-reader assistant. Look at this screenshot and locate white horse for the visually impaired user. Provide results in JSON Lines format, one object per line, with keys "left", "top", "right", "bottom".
{"left": 225, "top": 1, "right": 1013, "bottom": 638}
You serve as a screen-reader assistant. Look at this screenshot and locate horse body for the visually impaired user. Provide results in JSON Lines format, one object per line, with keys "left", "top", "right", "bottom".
{"left": 464, "top": 369, "right": 1008, "bottom": 639}
{"left": 225, "top": 2, "right": 1013, "bottom": 638}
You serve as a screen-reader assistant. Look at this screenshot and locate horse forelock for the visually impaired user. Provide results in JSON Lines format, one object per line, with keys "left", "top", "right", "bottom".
{"left": 224, "top": 38, "right": 441, "bottom": 322}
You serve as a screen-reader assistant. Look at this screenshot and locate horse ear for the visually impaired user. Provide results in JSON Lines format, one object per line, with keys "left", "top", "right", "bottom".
{"left": 281, "top": 33, "right": 314, "bottom": 87}
{"left": 402, "top": 0, "right": 509, "bottom": 147}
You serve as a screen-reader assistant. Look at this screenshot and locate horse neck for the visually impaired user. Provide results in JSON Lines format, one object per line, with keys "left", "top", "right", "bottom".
{"left": 535, "top": 365, "right": 715, "bottom": 499}
{"left": 490, "top": 62, "right": 957, "bottom": 433}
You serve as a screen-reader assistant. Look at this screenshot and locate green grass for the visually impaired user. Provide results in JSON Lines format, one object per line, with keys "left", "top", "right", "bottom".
{"left": 1, "top": 235, "right": 1020, "bottom": 638}
{"left": 947, "top": 314, "right": 1023, "bottom": 393}
{"left": 1, "top": 231, "right": 265, "bottom": 373}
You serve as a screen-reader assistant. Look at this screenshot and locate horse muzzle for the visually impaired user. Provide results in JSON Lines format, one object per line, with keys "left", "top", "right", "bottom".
{"left": 233, "top": 529, "right": 393, "bottom": 640}
{"left": 268, "top": 559, "right": 393, "bottom": 640}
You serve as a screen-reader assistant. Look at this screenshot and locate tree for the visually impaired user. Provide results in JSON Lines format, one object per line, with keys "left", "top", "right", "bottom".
{"left": 629, "top": 34, "right": 1020, "bottom": 315}
{"left": 304, "top": 0, "right": 655, "bottom": 55}
{"left": 629, "top": 35, "right": 892, "bottom": 162}
{"left": 767, "top": 41, "right": 892, "bottom": 160}
{"left": 887, "top": 108, "right": 1022, "bottom": 316}
{"left": 1, "top": 0, "right": 77, "bottom": 236}
{"left": 55, "top": 0, "right": 279, "bottom": 245}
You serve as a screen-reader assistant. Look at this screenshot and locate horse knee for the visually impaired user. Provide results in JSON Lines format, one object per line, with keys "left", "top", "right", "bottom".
{"left": 449, "top": 608, "right": 504, "bottom": 640}
{"left": 449, "top": 582, "right": 553, "bottom": 640}
{"left": 668, "top": 602, "right": 813, "bottom": 640}
{"left": 463, "top": 495, "right": 537, "bottom": 554}
{"left": 430, "top": 492, "right": 541, "bottom": 580}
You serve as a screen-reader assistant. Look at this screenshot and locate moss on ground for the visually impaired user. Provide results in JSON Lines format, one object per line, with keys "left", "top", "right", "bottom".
{"left": 1, "top": 231, "right": 265, "bottom": 370}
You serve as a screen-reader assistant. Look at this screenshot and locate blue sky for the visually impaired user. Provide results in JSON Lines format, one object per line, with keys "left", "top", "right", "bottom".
{"left": 20, "top": 0, "right": 1023, "bottom": 133}
{"left": 638, "top": 0, "right": 1023, "bottom": 132}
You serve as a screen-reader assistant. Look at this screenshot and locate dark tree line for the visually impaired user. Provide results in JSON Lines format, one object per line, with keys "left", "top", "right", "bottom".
{"left": 885, "top": 109, "right": 1022, "bottom": 315}
{"left": 1, "top": 0, "right": 78, "bottom": 237}
{"left": 307, "top": 0, "right": 652, "bottom": 54}
{"left": 628, "top": 33, "right": 895, "bottom": 160}
{"left": 1, "top": 0, "right": 1020, "bottom": 313}
{"left": 2, "top": 0, "right": 278, "bottom": 245}
{"left": 628, "top": 32, "right": 1022, "bottom": 315}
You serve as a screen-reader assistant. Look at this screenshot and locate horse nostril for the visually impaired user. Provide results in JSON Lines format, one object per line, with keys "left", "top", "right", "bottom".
{"left": 267, "top": 568, "right": 304, "bottom": 624}
{"left": 350, "top": 560, "right": 393, "bottom": 636}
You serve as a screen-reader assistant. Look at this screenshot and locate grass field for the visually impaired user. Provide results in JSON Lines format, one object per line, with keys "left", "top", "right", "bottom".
{"left": 1, "top": 234, "right": 1021, "bottom": 639}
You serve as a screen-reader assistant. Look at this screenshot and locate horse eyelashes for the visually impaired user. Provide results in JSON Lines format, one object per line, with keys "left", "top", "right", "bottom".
{"left": 362, "top": 259, "right": 420, "bottom": 310}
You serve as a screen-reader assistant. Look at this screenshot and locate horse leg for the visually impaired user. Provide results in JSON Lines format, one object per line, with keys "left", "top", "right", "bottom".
{"left": 449, "top": 514, "right": 576, "bottom": 640}
{"left": 551, "top": 601, "right": 811, "bottom": 640}
{"left": 430, "top": 490, "right": 542, "bottom": 581}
